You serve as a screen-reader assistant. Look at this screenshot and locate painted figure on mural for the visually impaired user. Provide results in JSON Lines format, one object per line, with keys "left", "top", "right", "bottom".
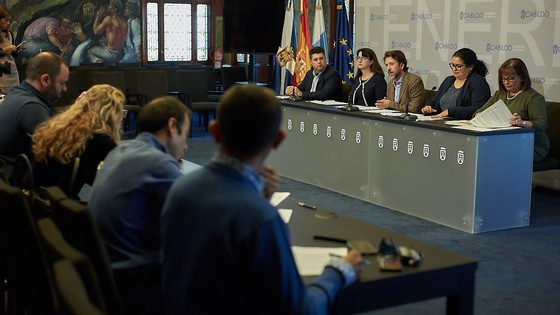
{"left": 120, "top": 1, "right": 140, "bottom": 63}
{"left": 20, "top": 15, "right": 86, "bottom": 63}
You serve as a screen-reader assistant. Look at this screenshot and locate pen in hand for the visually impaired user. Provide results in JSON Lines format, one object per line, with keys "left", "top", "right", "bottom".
{"left": 298, "top": 202, "right": 316, "bottom": 210}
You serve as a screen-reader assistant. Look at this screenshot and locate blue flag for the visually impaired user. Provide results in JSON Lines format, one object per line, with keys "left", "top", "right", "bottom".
{"left": 312, "top": 0, "right": 329, "bottom": 64}
{"left": 333, "top": 0, "right": 354, "bottom": 84}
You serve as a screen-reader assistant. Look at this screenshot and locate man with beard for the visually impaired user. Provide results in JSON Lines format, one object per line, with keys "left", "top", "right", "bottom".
{"left": 0, "top": 52, "right": 68, "bottom": 169}
{"left": 375, "top": 50, "right": 425, "bottom": 113}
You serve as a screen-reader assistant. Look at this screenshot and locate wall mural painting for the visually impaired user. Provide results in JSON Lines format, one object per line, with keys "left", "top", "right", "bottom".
{"left": 9, "top": 0, "right": 140, "bottom": 66}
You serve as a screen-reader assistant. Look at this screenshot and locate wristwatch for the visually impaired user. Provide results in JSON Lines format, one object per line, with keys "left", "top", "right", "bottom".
{"left": 521, "top": 121, "right": 527, "bottom": 128}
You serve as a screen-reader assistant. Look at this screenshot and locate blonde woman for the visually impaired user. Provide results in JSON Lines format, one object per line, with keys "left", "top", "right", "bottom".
{"left": 32, "top": 84, "right": 124, "bottom": 197}
{"left": 0, "top": 7, "right": 23, "bottom": 95}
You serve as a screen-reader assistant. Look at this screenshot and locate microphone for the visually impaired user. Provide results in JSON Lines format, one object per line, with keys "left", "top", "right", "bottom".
{"left": 341, "top": 89, "right": 359, "bottom": 111}
{"left": 399, "top": 99, "right": 417, "bottom": 121}
{"left": 288, "top": 86, "right": 302, "bottom": 102}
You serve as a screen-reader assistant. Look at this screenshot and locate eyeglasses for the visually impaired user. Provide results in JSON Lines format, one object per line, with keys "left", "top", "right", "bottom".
{"left": 356, "top": 56, "right": 370, "bottom": 61}
{"left": 449, "top": 63, "right": 465, "bottom": 70}
{"left": 501, "top": 75, "right": 518, "bottom": 82}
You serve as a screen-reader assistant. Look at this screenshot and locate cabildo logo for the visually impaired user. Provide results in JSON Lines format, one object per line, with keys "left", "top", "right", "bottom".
{"left": 435, "top": 42, "right": 457, "bottom": 50}
{"left": 459, "top": 11, "right": 484, "bottom": 20}
{"left": 411, "top": 12, "right": 432, "bottom": 21}
{"left": 392, "top": 41, "right": 411, "bottom": 49}
{"left": 520, "top": 9, "right": 549, "bottom": 19}
{"left": 486, "top": 43, "right": 513, "bottom": 52}
{"left": 553, "top": 45, "right": 559, "bottom": 55}
{"left": 408, "top": 67, "right": 431, "bottom": 75}
{"left": 530, "top": 77, "right": 546, "bottom": 84}
{"left": 371, "top": 14, "right": 390, "bottom": 21}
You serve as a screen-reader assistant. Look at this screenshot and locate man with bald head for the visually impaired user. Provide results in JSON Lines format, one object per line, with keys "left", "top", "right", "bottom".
{"left": 0, "top": 52, "right": 68, "bottom": 167}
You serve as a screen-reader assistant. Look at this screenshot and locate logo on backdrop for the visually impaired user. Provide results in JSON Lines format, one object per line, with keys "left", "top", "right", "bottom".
{"left": 407, "top": 141, "right": 414, "bottom": 155}
{"left": 313, "top": 123, "right": 318, "bottom": 136}
{"left": 392, "top": 41, "right": 411, "bottom": 49}
{"left": 531, "top": 77, "right": 546, "bottom": 84}
{"left": 287, "top": 119, "right": 292, "bottom": 131}
{"left": 411, "top": 13, "right": 432, "bottom": 21}
{"left": 486, "top": 43, "right": 513, "bottom": 52}
{"left": 439, "top": 147, "right": 447, "bottom": 161}
{"left": 378, "top": 136, "right": 384, "bottom": 149}
{"left": 341, "top": 129, "right": 346, "bottom": 141}
{"left": 520, "top": 9, "right": 549, "bottom": 19}
{"left": 300, "top": 121, "right": 305, "bottom": 133}
{"left": 370, "top": 14, "right": 390, "bottom": 21}
{"left": 408, "top": 67, "right": 431, "bottom": 76}
{"left": 356, "top": 132, "right": 361, "bottom": 144}
{"left": 392, "top": 138, "right": 399, "bottom": 152}
{"left": 326, "top": 126, "right": 332, "bottom": 138}
{"left": 435, "top": 42, "right": 458, "bottom": 51}
{"left": 459, "top": 12, "right": 484, "bottom": 20}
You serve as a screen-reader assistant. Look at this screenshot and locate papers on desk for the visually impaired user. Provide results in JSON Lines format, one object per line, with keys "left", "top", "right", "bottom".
{"left": 309, "top": 100, "right": 348, "bottom": 106}
{"left": 292, "top": 246, "right": 348, "bottom": 276}
{"left": 278, "top": 209, "right": 293, "bottom": 223}
{"left": 270, "top": 192, "right": 290, "bottom": 207}
{"left": 446, "top": 99, "right": 518, "bottom": 131}
{"left": 276, "top": 95, "right": 290, "bottom": 100}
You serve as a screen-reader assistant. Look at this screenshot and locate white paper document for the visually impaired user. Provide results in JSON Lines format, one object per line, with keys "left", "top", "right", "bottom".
{"left": 276, "top": 95, "right": 290, "bottom": 100}
{"left": 446, "top": 99, "right": 514, "bottom": 131}
{"left": 309, "top": 100, "right": 348, "bottom": 106}
{"left": 269, "top": 192, "right": 291, "bottom": 207}
{"left": 291, "top": 246, "right": 348, "bottom": 276}
{"left": 277, "top": 209, "right": 293, "bottom": 223}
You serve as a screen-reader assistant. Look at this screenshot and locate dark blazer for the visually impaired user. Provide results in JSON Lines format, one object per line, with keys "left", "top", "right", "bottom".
{"left": 426, "top": 72, "right": 491, "bottom": 119}
{"left": 386, "top": 71, "right": 425, "bottom": 113}
{"left": 349, "top": 73, "right": 386, "bottom": 106}
{"left": 297, "top": 65, "right": 342, "bottom": 101}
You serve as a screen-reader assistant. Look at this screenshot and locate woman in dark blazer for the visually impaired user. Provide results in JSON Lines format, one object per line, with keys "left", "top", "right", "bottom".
{"left": 348, "top": 48, "right": 386, "bottom": 106}
{"left": 422, "top": 48, "right": 491, "bottom": 119}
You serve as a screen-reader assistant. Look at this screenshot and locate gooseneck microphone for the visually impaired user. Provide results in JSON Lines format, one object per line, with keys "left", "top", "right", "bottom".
{"left": 341, "top": 88, "right": 360, "bottom": 111}
{"left": 400, "top": 99, "right": 417, "bottom": 120}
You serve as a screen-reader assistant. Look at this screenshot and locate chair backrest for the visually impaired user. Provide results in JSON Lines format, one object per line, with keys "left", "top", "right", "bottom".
{"left": 55, "top": 198, "right": 123, "bottom": 315}
{"left": 37, "top": 217, "right": 107, "bottom": 313}
{"left": 0, "top": 180, "right": 56, "bottom": 314}
{"left": 221, "top": 65, "right": 247, "bottom": 87}
{"left": 177, "top": 70, "right": 209, "bottom": 103}
{"left": 120, "top": 67, "right": 143, "bottom": 94}
{"left": 53, "top": 259, "right": 106, "bottom": 315}
{"left": 135, "top": 70, "right": 169, "bottom": 103}
{"left": 77, "top": 66, "right": 107, "bottom": 92}
{"left": 151, "top": 66, "right": 179, "bottom": 92}
{"left": 55, "top": 70, "right": 81, "bottom": 107}
{"left": 91, "top": 71, "right": 126, "bottom": 93}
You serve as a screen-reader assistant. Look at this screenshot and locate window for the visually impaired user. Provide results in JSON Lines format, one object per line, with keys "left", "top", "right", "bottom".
{"left": 144, "top": 0, "right": 210, "bottom": 62}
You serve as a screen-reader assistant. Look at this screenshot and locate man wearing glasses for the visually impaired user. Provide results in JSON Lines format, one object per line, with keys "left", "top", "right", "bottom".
{"left": 285, "top": 46, "right": 342, "bottom": 101}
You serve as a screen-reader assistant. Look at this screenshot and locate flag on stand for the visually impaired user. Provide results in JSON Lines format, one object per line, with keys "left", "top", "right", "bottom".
{"left": 312, "top": 0, "right": 329, "bottom": 63}
{"left": 333, "top": 0, "right": 354, "bottom": 84}
{"left": 294, "top": 0, "right": 311, "bottom": 85}
{"left": 274, "top": 0, "right": 296, "bottom": 94}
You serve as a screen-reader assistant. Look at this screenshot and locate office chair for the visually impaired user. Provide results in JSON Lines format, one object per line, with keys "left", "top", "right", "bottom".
{"left": 135, "top": 70, "right": 169, "bottom": 105}
{"left": 37, "top": 217, "right": 107, "bottom": 314}
{"left": 177, "top": 70, "right": 219, "bottom": 134}
{"left": 0, "top": 180, "right": 56, "bottom": 314}
{"left": 53, "top": 259, "right": 106, "bottom": 315}
{"left": 220, "top": 65, "right": 247, "bottom": 90}
{"left": 53, "top": 197, "right": 123, "bottom": 315}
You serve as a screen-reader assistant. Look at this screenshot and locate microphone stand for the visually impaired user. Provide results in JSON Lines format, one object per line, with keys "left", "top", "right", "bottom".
{"left": 400, "top": 99, "right": 417, "bottom": 120}
{"left": 342, "top": 89, "right": 359, "bottom": 111}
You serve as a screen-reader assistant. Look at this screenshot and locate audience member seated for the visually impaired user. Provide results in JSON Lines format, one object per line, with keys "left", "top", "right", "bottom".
{"left": 0, "top": 52, "right": 68, "bottom": 172}
{"left": 348, "top": 48, "right": 386, "bottom": 106}
{"left": 32, "top": 84, "right": 125, "bottom": 197}
{"left": 285, "top": 46, "right": 342, "bottom": 101}
{"left": 475, "top": 58, "right": 549, "bottom": 163}
{"left": 161, "top": 85, "right": 363, "bottom": 314}
{"left": 375, "top": 50, "right": 425, "bottom": 113}
{"left": 422, "top": 48, "right": 490, "bottom": 119}
{"left": 89, "top": 96, "right": 191, "bottom": 315}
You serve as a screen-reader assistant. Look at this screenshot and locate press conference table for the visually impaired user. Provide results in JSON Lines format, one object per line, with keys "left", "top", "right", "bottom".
{"left": 280, "top": 197, "right": 477, "bottom": 315}
{"left": 268, "top": 100, "right": 535, "bottom": 233}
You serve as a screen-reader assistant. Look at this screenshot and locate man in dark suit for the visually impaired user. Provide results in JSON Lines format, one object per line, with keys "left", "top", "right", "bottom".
{"left": 285, "top": 46, "right": 342, "bottom": 100}
{"left": 375, "top": 50, "right": 425, "bottom": 113}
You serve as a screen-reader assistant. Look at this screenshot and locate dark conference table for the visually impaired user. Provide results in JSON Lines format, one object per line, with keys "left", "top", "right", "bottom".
{"left": 269, "top": 99, "right": 535, "bottom": 233}
{"left": 281, "top": 197, "right": 477, "bottom": 315}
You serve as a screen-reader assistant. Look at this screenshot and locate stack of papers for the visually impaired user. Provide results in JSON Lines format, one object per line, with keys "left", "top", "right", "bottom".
{"left": 446, "top": 100, "right": 517, "bottom": 131}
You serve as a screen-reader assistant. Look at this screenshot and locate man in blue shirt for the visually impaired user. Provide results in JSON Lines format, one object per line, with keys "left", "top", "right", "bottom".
{"left": 161, "top": 85, "right": 363, "bottom": 315}
{"left": 0, "top": 52, "right": 68, "bottom": 165}
{"left": 89, "top": 96, "right": 191, "bottom": 315}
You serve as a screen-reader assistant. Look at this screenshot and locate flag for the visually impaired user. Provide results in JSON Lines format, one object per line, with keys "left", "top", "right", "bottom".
{"left": 275, "top": 0, "right": 296, "bottom": 94}
{"left": 312, "top": 0, "right": 329, "bottom": 64}
{"left": 294, "top": 0, "right": 311, "bottom": 85}
{"left": 333, "top": 0, "right": 354, "bottom": 84}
